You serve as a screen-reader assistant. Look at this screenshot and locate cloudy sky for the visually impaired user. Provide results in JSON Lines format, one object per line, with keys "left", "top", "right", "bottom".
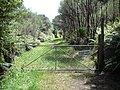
{"left": 23, "top": 0, "right": 62, "bottom": 21}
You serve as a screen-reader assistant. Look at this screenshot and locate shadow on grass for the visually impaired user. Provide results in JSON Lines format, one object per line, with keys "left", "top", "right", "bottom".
{"left": 88, "top": 74, "right": 120, "bottom": 90}
{"left": 70, "top": 72, "right": 120, "bottom": 90}
{"left": 42, "top": 47, "right": 91, "bottom": 68}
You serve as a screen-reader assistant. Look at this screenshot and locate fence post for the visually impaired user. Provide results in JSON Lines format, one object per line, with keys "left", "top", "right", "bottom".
{"left": 95, "top": 34, "right": 105, "bottom": 74}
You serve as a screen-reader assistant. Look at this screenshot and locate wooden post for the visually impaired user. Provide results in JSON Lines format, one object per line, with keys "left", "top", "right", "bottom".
{"left": 95, "top": 34, "right": 104, "bottom": 74}
{"left": 95, "top": 17, "right": 105, "bottom": 74}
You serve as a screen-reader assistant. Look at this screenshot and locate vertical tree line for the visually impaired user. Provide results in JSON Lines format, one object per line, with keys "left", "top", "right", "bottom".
{"left": 53, "top": 0, "right": 120, "bottom": 45}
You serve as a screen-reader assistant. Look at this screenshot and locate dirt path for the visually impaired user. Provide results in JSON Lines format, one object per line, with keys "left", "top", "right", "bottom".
{"left": 39, "top": 71, "right": 120, "bottom": 90}
{"left": 55, "top": 72, "right": 90, "bottom": 90}
{"left": 54, "top": 72, "right": 120, "bottom": 90}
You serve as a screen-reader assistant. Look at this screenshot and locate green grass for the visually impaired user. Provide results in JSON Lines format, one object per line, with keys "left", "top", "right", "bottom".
{"left": 0, "top": 38, "right": 95, "bottom": 90}
{"left": 41, "top": 38, "right": 66, "bottom": 45}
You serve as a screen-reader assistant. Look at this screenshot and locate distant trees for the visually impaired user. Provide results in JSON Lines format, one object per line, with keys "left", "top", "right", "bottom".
{"left": 14, "top": 9, "right": 43, "bottom": 41}
{"left": 52, "top": 15, "right": 62, "bottom": 38}
{"left": 14, "top": 10, "right": 53, "bottom": 43}
{"left": 53, "top": 0, "right": 120, "bottom": 45}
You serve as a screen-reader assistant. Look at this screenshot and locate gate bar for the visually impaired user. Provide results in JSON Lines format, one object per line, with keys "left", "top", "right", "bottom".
{"left": 40, "top": 45, "right": 98, "bottom": 47}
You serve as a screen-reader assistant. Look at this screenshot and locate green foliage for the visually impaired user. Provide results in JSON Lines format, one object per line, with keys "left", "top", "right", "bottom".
{"left": 104, "top": 19, "right": 120, "bottom": 74}
{"left": 0, "top": 69, "right": 40, "bottom": 90}
{"left": 78, "top": 27, "right": 87, "bottom": 38}
{"left": 0, "top": 0, "right": 23, "bottom": 63}
{"left": 14, "top": 9, "right": 54, "bottom": 44}
{"left": 9, "top": 8, "right": 55, "bottom": 56}
{"left": 57, "top": 0, "right": 120, "bottom": 44}
{"left": 105, "top": 35, "right": 120, "bottom": 74}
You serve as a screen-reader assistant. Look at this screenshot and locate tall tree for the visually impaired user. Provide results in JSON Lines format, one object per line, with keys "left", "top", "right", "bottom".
{"left": 0, "top": 0, "right": 23, "bottom": 62}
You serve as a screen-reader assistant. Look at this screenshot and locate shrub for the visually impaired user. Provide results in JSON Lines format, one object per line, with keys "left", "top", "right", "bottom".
{"left": 104, "top": 35, "right": 120, "bottom": 74}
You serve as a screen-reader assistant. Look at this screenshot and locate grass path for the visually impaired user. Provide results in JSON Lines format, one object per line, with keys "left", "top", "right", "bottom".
{"left": 1, "top": 38, "right": 120, "bottom": 90}
{"left": 15, "top": 38, "right": 94, "bottom": 69}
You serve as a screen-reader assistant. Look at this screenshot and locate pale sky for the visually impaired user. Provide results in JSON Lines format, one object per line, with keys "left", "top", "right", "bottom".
{"left": 23, "top": 0, "right": 62, "bottom": 21}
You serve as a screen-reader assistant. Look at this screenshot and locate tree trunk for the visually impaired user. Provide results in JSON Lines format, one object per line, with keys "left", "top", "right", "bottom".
{"left": 113, "top": 0, "right": 115, "bottom": 22}
{"left": 119, "top": 0, "right": 120, "bottom": 16}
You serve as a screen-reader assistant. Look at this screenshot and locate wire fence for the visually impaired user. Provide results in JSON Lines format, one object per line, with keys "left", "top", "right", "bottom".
{"left": 18, "top": 45, "right": 98, "bottom": 71}
{"left": 0, "top": 45, "right": 98, "bottom": 72}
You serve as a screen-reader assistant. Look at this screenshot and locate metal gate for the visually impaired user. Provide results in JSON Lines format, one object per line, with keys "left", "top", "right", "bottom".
{"left": 20, "top": 44, "right": 98, "bottom": 71}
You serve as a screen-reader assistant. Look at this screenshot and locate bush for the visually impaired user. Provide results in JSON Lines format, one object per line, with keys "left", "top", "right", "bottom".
{"left": 104, "top": 35, "right": 120, "bottom": 74}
